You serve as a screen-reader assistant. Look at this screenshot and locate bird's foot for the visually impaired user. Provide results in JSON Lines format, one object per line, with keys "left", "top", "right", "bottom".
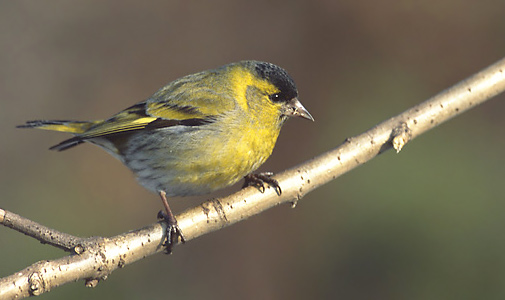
{"left": 242, "top": 172, "right": 282, "bottom": 195}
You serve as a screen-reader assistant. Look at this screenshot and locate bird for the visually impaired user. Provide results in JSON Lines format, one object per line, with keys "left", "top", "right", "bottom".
{"left": 17, "top": 60, "right": 314, "bottom": 252}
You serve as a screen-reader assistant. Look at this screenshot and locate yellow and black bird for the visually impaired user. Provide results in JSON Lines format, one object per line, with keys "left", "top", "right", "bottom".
{"left": 18, "top": 60, "right": 313, "bottom": 252}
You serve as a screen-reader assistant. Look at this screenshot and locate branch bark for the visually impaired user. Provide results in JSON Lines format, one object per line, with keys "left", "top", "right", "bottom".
{"left": 2, "top": 57, "right": 505, "bottom": 299}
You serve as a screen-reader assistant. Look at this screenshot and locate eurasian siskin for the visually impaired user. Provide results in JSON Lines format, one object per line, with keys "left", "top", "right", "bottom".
{"left": 18, "top": 60, "right": 313, "bottom": 251}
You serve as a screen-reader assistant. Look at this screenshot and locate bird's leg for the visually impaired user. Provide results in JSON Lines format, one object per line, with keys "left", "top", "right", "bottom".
{"left": 157, "top": 190, "right": 186, "bottom": 254}
{"left": 242, "top": 172, "right": 282, "bottom": 195}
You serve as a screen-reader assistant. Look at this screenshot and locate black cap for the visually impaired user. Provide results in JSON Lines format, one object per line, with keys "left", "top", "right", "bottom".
{"left": 252, "top": 61, "right": 298, "bottom": 103}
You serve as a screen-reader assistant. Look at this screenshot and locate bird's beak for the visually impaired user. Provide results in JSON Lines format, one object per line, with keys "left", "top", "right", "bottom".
{"left": 285, "top": 98, "right": 314, "bottom": 121}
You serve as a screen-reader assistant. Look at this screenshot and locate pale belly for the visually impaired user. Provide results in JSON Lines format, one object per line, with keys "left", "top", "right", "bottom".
{"left": 121, "top": 123, "right": 279, "bottom": 196}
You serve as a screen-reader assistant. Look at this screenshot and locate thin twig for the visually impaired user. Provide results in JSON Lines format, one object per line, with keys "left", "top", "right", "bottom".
{"left": 1, "top": 57, "right": 504, "bottom": 299}
{"left": 0, "top": 209, "right": 85, "bottom": 252}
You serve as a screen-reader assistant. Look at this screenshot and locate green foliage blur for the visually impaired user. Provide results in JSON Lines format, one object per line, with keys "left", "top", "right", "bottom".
{"left": 1, "top": 1, "right": 504, "bottom": 299}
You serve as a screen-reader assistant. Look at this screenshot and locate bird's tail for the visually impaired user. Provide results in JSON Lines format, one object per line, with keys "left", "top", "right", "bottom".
{"left": 17, "top": 120, "right": 99, "bottom": 133}
{"left": 17, "top": 120, "right": 101, "bottom": 151}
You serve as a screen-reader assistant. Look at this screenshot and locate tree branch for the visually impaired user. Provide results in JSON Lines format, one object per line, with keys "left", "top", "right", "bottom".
{"left": 0, "top": 209, "right": 86, "bottom": 252}
{"left": 1, "top": 57, "right": 505, "bottom": 299}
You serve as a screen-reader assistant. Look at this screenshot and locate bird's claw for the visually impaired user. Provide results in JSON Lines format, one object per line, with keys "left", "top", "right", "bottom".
{"left": 242, "top": 172, "right": 282, "bottom": 195}
{"left": 157, "top": 210, "right": 186, "bottom": 254}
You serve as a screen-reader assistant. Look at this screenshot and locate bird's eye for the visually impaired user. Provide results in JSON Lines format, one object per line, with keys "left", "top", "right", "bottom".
{"left": 269, "top": 93, "right": 280, "bottom": 102}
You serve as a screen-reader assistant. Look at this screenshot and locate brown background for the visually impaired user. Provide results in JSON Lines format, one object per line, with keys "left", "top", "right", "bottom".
{"left": 1, "top": 1, "right": 505, "bottom": 299}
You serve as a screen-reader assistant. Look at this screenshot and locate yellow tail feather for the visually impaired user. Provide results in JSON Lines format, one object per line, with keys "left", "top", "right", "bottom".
{"left": 17, "top": 120, "right": 100, "bottom": 134}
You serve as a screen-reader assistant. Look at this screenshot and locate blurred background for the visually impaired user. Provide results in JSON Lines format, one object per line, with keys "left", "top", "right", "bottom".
{"left": 1, "top": 1, "right": 505, "bottom": 299}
